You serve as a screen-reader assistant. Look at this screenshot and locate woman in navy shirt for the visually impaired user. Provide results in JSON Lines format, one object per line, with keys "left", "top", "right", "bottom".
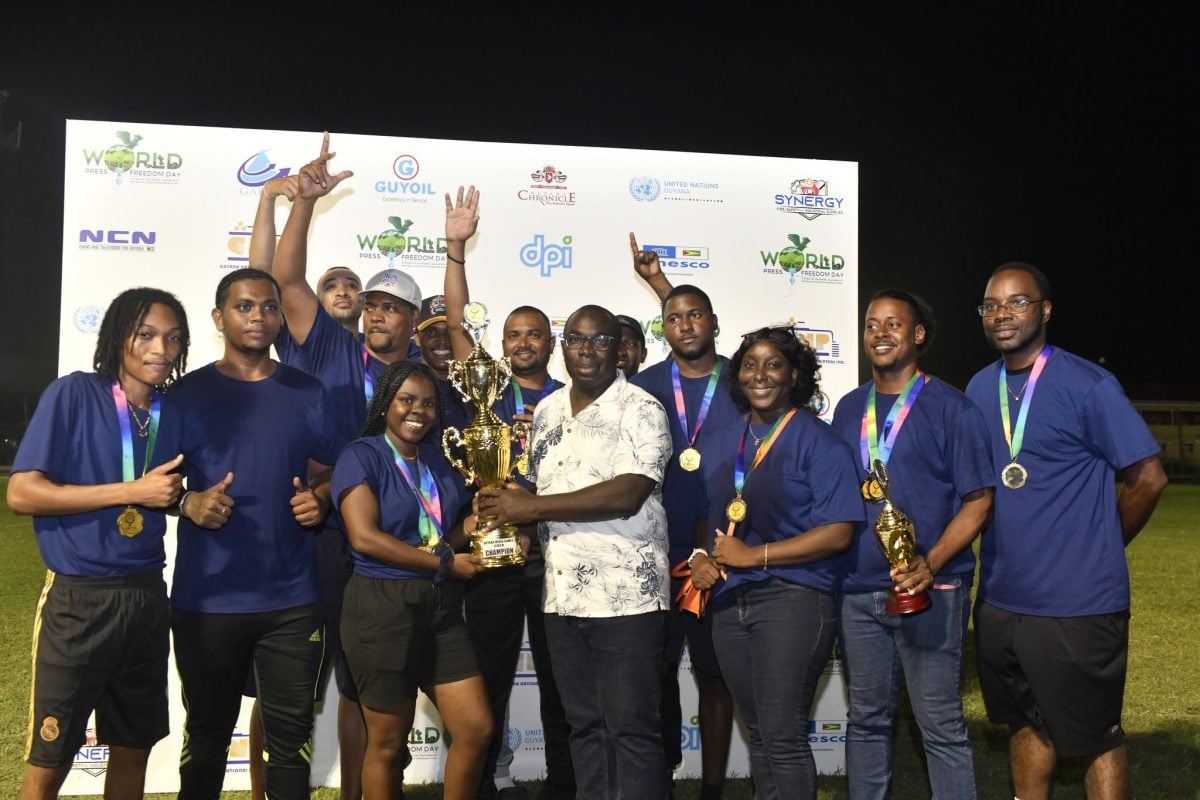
{"left": 692, "top": 327, "right": 864, "bottom": 800}
{"left": 332, "top": 361, "right": 490, "bottom": 800}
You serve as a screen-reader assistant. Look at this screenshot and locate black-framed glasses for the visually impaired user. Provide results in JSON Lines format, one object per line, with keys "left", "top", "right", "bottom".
{"left": 563, "top": 333, "right": 617, "bottom": 351}
{"left": 976, "top": 298, "right": 1045, "bottom": 317}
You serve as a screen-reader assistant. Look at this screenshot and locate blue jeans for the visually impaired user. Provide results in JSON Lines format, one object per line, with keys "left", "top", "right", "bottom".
{"left": 839, "top": 576, "right": 976, "bottom": 800}
{"left": 712, "top": 579, "right": 837, "bottom": 800}
{"left": 545, "top": 611, "right": 667, "bottom": 800}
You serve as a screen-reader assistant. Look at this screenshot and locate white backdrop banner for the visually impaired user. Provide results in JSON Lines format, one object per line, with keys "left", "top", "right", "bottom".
{"left": 57, "top": 119, "right": 857, "bottom": 792}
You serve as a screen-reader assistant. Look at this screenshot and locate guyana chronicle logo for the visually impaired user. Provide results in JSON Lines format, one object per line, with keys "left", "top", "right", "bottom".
{"left": 82, "top": 130, "right": 183, "bottom": 186}
{"left": 759, "top": 234, "right": 847, "bottom": 286}
{"left": 356, "top": 216, "right": 448, "bottom": 268}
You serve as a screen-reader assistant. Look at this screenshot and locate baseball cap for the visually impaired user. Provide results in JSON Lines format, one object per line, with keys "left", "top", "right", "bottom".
{"left": 417, "top": 294, "right": 448, "bottom": 332}
{"left": 615, "top": 314, "right": 645, "bottom": 346}
{"left": 362, "top": 268, "right": 422, "bottom": 310}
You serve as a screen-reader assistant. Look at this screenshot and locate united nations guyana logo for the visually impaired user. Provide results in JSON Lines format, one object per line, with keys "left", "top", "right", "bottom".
{"left": 629, "top": 176, "right": 661, "bottom": 202}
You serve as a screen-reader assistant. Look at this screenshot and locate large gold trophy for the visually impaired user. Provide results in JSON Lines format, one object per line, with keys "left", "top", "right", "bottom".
{"left": 442, "top": 302, "right": 530, "bottom": 567}
{"left": 871, "top": 459, "right": 932, "bottom": 615}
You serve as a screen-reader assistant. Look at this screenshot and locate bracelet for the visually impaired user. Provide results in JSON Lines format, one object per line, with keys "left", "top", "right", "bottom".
{"left": 432, "top": 541, "right": 455, "bottom": 586}
{"left": 445, "top": 253, "right": 465, "bottom": 265}
{"left": 763, "top": 542, "right": 769, "bottom": 568}
{"left": 686, "top": 547, "right": 707, "bottom": 569}
{"left": 178, "top": 491, "right": 193, "bottom": 518}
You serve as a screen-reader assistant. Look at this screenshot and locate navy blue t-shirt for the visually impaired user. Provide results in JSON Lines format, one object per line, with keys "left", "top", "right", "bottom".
{"left": 831, "top": 376, "right": 994, "bottom": 593}
{"left": 12, "top": 371, "right": 182, "bottom": 577}
{"left": 331, "top": 436, "right": 472, "bottom": 580}
{"left": 702, "top": 409, "right": 865, "bottom": 600}
{"left": 273, "top": 323, "right": 304, "bottom": 370}
{"left": 965, "top": 347, "right": 1161, "bottom": 616}
{"left": 632, "top": 357, "right": 741, "bottom": 566}
{"left": 169, "top": 363, "right": 337, "bottom": 613}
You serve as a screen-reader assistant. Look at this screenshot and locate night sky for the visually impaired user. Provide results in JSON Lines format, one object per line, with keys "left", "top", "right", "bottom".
{"left": 1, "top": 6, "right": 1194, "bottom": 435}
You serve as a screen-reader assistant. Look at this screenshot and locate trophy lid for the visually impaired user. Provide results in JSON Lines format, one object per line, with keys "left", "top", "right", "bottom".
{"left": 462, "top": 302, "right": 490, "bottom": 347}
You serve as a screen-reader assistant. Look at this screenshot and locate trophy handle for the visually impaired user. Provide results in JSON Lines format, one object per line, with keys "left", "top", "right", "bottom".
{"left": 511, "top": 419, "right": 531, "bottom": 445}
{"left": 496, "top": 356, "right": 513, "bottom": 395}
{"left": 448, "top": 361, "right": 470, "bottom": 403}
{"left": 441, "top": 427, "right": 475, "bottom": 485}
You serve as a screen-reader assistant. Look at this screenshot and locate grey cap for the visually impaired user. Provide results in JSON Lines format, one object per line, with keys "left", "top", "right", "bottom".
{"left": 362, "top": 268, "right": 422, "bottom": 309}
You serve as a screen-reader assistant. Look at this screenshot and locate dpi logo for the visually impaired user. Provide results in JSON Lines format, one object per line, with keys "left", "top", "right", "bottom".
{"left": 520, "top": 235, "right": 574, "bottom": 277}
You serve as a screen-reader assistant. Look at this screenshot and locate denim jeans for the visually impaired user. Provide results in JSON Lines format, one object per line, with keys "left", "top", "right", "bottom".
{"left": 712, "top": 579, "right": 837, "bottom": 800}
{"left": 545, "top": 611, "right": 667, "bottom": 800}
{"left": 839, "top": 576, "right": 976, "bottom": 800}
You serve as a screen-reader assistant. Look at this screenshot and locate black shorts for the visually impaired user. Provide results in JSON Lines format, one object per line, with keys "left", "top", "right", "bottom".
{"left": 664, "top": 578, "right": 722, "bottom": 677}
{"left": 341, "top": 575, "right": 480, "bottom": 710}
{"left": 26, "top": 570, "right": 170, "bottom": 767}
{"left": 975, "top": 602, "right": 1129, "bottom": 759}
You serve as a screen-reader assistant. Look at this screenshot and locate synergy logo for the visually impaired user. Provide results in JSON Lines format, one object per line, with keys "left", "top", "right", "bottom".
{"left": 236, "top": 150, "right": 291, "bottom": 188}
{"left": 73, "top": 305, "right": 104, "bottom": 335}
{"left": 643, "top": 244, "right": 711, "bottom": 272}
{"left": 774, "top": 177, "right": 845, "bottom": 220}
{"left": 375, "top": 155, "right": 437, "bottom": 203}
{"left": 82, "top": 130, "right": 182, "bottom": 186}
{"left": 78, "top": 228, "right": 157, "bottom": 253}
{"left": 72, "top": 729, "right": 108, "bottom": 777}
{"left": 518, "top": 164, "right": 575, "bottom": 206}
{"left": 357, "top": 217, "right": 447, "bottom": 268}
{"left": 519, "top": 234, "right": 573, "bottom": 278}
{"left": 760, "top": 234, "right": 847, "bottom": 286}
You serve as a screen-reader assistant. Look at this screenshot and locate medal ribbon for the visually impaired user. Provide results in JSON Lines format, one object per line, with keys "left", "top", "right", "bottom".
{"left": 361, "top": 344, "right": 375, "bottom": 408}
{"left": 859, "top": 370, "right": 925, "bottom": 471}
{"left": 733, "top": 407, "right": 799, "bottom": 497}
{"left": 384, "top": 436, "right": 444, "bottom": 546}
{"left": 111, "top": 382, "right": 160, "bottom": 483}
{"left": 998, "top": 345, "right": 1051, "bottom": 461}
{"left": 671, "top": 359, "right": 722, "bottom": 447}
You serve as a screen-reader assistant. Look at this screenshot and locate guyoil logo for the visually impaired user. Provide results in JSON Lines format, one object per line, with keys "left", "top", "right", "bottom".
{"left": 760, "top": 234, "right": 846, "bottom": 286}
{"left": 82, "top": 131, "right": 183, "bottom": 187}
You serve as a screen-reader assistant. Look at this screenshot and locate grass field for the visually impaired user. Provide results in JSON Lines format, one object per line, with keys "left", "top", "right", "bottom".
{"left": 1, "top": 475, "right": 1197, "bottom": 798}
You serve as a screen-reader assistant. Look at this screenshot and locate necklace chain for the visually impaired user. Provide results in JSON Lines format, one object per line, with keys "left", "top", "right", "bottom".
{"left": 1007, "top": 375, "right": 1031, "bottom": 404}
{"left": 127, "top": 402, "right": 151, "bottom": 438}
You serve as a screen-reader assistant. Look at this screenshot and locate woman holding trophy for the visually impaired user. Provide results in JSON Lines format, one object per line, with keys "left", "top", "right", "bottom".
{"left": 331, "top": 360, "right": 491, "bottom": 800}
{"left": 690, "top": 327, "right": 864, "bottom": 800}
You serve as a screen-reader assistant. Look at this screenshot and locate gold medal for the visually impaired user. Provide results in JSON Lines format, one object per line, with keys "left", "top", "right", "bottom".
{"left": 118, "top": 506, "right": 144, "bottom": 538}
{"left": 860, "top": 477, "right": 884, "bottom": 503}
{"left": 726, "top": 497, "right": 747, "bottom": 523}
{"left": 516, "top": 452, "right": 529, "bottom": 476}
{"left": 1001, "top": 462, "right": 1028, "bottom": 490}
{"left": 679, "top": 447, "right": 701, "bottom": 472}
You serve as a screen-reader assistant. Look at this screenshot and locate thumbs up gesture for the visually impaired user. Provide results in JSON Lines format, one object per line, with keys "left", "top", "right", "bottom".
{"left": 184, "top": 472, "right": 235, "bottom": 530}
{"left": 130, "top": 453, "right": 184, "bottom": 508}
{"left": 290, "top": 476, "right": 327, "bottom": 529}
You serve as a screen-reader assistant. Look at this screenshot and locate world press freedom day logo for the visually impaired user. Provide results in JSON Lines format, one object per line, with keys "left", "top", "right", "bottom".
{"left": 759, "top": 234, "right": 847, "bottom": 286}
{"left": 774, "top": 178, "right": 845, "bottom": 220}
{"left": 82, "top": 131, "right": 183, "bottom": 187}
{"left": 357, "top": 217, "right": 448, "bottom": 268}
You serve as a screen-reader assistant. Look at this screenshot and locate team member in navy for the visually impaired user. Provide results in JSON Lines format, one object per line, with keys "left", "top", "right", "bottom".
{"left": 630, "top": 236, "right": 735, "bottom": 799}
{"left": 615, "top": 313, "right": 647, "bottom": 379}
{"left": 693, "top": 326, "right": 863, "bottom": 800}
{"left": 9, "top": 288, "right": 189, "bottom": 800}
{"left": 334, "top": 360, "right": 491, "bottom": 800}
{"left": 831, "top": 290, "right": 993, "bottom": 799}
{"left": 265, "top": 134, "right": 425, "bottom": 799}
{"left": 966, "top": 263, "right": 1166, "bottom": 800}
{"left": 170, "top": 269, "right": 337, "bottom": 800}
{"left": 441, "top": 186, "right": 575, "bottom": 800}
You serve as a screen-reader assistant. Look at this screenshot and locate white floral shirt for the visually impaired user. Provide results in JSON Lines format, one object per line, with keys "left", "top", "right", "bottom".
{"left": 529, "top": 370, "right": 672, "bottom": 618}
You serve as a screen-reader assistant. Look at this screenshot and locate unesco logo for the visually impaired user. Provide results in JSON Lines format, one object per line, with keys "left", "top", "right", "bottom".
{"left": 519, "top": 234, "right": 574, "bottom": 278}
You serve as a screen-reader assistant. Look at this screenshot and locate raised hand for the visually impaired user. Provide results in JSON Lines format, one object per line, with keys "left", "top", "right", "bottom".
{"left": 262, "top": 175, "right": 300, "bottom": 201}
{"left": 444, "top": 185, "right": 481, "bottom": 243}
{"left": 296, "top": 131, "right": 354, "bottom": 200}
{"left": 185, "top": 472, "right": 235, "bottom": 530}
{"left": 131, "top": 453, "right": 184, "bottom": 508}
{"left": 290, "top": 476, "right": 325, "bottom": 528}
{"left": 629, "top": 232, "right": 662, "bottom": 281}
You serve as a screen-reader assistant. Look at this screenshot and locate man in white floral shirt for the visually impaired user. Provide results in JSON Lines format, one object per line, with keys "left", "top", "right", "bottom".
{"left": 477, "top": 304, "right": 673, "bottom": 800}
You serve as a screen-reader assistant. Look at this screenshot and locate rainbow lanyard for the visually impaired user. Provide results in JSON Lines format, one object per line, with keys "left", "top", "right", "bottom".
{"left": 998, "top": 345, "right": 1051, "bottom": 462}
{"left": 671, "top": 359, "right": 722, "bottom": 445}
{"left": 733, "top": 407, "right": 799, "bottom": 497}
{"left": 361, "top": 343, "right": 375, "bottom": 408}
{"left": 111, "top": 382, "right": 160, "bottom": 483}
{"left": 859, "top": 371, "right": 925, "bottom": 471}
{"left": 384, "top": 437, "right": 443, "bottom": 547}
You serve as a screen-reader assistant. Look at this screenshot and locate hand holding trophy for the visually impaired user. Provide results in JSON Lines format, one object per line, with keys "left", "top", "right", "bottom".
{"left": 871, "top": 459, "right": 932, "bottom": 615}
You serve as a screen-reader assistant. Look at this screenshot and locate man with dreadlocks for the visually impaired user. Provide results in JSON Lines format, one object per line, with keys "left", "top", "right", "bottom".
{"left": 8, "top": 288, "right": 190, "bottom": 800}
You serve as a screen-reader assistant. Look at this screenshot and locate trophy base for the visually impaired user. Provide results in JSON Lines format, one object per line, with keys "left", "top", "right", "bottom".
{"left": 886, "top": 586, "right": 932, "bottom": 616}
{"left": 471, "top": 525, "right": 526, "bottom": 568}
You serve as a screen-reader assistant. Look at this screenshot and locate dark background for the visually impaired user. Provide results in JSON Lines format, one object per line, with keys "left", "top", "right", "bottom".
{"left": 2, "top": 5, "right": 1195, "bottom": 441}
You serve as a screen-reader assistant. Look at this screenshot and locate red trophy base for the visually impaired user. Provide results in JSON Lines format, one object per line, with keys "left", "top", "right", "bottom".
{"left": 886, "top": 586, "right": 932, "bottom": 615}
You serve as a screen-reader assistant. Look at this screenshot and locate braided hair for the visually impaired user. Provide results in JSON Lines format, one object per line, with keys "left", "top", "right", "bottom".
{"left": 729, "top": 326, "right": 820, "bottom": 415}
{"left": 93, "top": 287, "right": 190, "bottom": 387}
{"left": 869, "top": 288, "right": 937, "bottom": 355}
{"left": 359, "top": 361, "right": 444, "bottom": 438}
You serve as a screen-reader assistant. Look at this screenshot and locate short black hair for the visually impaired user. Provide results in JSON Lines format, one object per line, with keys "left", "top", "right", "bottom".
{"left": 359, "top": 361, "right": 444, "bottom": 438}
{"left": 991, "top": 262, "right": 1052, "bottom": 300}
{"left": 662, "top": 284, "right": 714, "bottom": 315}
{"left": 93, "top": 287, "right": 190, "bottom": 387}
{"left": 728, "top": 327, "right": 820, "bottom": 414}
{"left": 505, "top": 305, "right": 552, "bottom": 334}
{"left": 869, "top": 289, "right": 937, "bottom": 355}
{"left": 215, "top": 268, "right": 281, "bottom": 309}
{"left": 565, "top": 304, "right": 620, "bottom": 338}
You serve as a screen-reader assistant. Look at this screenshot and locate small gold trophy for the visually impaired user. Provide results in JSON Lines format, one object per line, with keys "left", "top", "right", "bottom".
{"left": 442, "top": 302, "right": 530, "bottom": 567}
{"left": 871, "top": 459, "right": 932, "bottom": 615}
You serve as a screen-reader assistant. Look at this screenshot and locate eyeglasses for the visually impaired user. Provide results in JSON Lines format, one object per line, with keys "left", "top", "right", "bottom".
{"left": 563, "top": 333, "right": 617, "bottom": 351}
{"left": 976, "top": 298, "right": 1045, "bottom": 317}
